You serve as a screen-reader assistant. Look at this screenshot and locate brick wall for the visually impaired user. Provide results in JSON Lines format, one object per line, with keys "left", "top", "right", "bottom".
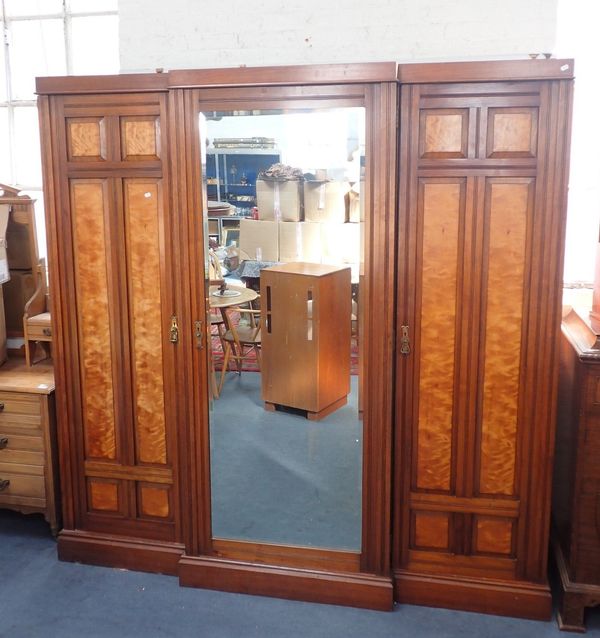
{"left": 118, "top": 0, "right": 558, "bottom": 72}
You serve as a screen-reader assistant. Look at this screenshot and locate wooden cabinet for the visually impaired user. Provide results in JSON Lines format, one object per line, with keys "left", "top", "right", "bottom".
{"left": 552, "top": 307, "right": 600, "bottom": 631}
{"left": 394, "top": 76, "right": 573, "bottom": 619}
{"left": 36, "top": 60, "right": 573, "bottom": 616}
{"left": 0, "top": 360, "right": 58, "bottom": 533}
{"left": 39, "top": 89, "right": 181, "bottom": 565}
{"left": 261, "top": 262, "right": 351, "bottom": 420}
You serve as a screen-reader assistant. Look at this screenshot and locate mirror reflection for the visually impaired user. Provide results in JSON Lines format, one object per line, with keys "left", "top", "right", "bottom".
{"left": 201, "top": 107, "right": 365, "bottom": 550}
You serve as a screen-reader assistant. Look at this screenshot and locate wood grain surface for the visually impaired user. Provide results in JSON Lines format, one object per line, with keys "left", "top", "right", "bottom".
{"left": 71, "top": 180, "right": 117, "bottom": 461}
{"left": 479, "top": 180, "right": 530, "bottom": 496}
{"left": 124, "top": 179, "right": 167, "bottom": 465}
{"left": 416, "top": 180, "right": 462, "bottom": 491}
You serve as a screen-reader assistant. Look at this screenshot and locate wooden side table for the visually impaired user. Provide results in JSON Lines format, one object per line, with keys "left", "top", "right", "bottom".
{"left": 0, "top": 360, "right": 59, "bottom": 533}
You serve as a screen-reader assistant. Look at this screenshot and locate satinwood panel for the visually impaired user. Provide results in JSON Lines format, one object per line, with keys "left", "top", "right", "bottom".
{"left": 67, "top": 117, "right": 106, "bottom": 161}
{"left": 486, "top": 108, "right": 538, "bottom": 158}
{"left": 478, "top": 179, "right": 532, "bottom": 497}
{"left": 419, "top": 109, "right": 468, "bottom": 159}
{"left": 88, "top": 479, "right": 120, "bottom": 513}
{"left": 123, "top": 179, "right": 167, "bottom": 466}
{"left": 138, "top": 484, "right": 171, "bottom": 519}
{"left": 71, "top": 180, "right": 117, "bottom": 461}
{"left": 474, "top": 516, "right": 514, "bottom": 556}
{"left": 121, "top": 116, "right": 160, "bottom": 161}
{"left": 415, "top": 179, "right": 464, "bottom": 492}
{"left": 413, "top": 511, "right": 450, "bottom": 550}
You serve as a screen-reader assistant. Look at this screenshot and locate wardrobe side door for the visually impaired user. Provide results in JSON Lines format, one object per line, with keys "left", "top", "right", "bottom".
{"left": 54, "top": 94, "right": 180, "bottom": 541}
{"left": 396, "top": 80, "right": 571, "bottom": 583}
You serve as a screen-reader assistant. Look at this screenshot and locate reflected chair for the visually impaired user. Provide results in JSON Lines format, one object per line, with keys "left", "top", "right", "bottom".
{"left": 218, "top": 305, "right": 261, "bottom": 394}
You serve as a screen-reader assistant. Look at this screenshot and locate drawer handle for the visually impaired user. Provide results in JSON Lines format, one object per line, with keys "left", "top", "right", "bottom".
{"left": 0, "top": 437, "right": 7, "bottom": 449}
{"left": 0, "top": 403, "right": 4, "bottom": 411}
{"left": 43, "top": 328, "right": 52, "bottom": 337}
{"left": 0, "top": 479, "right": 9, "bottom": 491}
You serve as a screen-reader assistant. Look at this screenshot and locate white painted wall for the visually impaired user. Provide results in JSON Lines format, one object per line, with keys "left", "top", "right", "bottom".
{"left": 119, "top": 0, "right": 558, "bottom": 72}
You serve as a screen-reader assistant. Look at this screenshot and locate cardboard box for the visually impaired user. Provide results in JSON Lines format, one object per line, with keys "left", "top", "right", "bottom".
{"left": 304, "top": 181, "right": 348, "bottom": 223}
{"left": 239, "top": 219, "right": 279, "bottom": 262}
{"left": 256, "top": 179, "right": 303, "bottom": 222}
{"left": 278, "top": 221, "right": 321, "bottom": 263}
{"left": 321, "top": 222, "right": 361, "bottom": 265}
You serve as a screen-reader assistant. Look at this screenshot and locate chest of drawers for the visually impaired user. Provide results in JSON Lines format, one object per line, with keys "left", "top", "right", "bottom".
{"left": 0, "top": 360, "right": 58, "bottom": 533}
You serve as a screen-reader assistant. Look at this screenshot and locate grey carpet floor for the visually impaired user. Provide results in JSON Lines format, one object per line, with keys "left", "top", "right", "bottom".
{"left": 1, "top": 509, "right": 600, "bottom": 638}
{"left": 210, "top": 372, "right": 362, "bottom": 549}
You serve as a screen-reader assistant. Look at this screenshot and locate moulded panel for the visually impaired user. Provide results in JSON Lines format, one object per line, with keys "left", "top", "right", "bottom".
{"left": 123, "top": 180, "right": 167, "bottom": 465}
{"left": 71, "top": 180, "right": 117, "bottom": 461}
{"left": 67, "top": 117, "right": 106, "bottom": 161}
{"left": 479, "top": 179, "right": 532, "bottom": 496}
{"left": 415, "top": 180, "right": 463, "bottom": 491}
{"left": 88, "top": 478, "right": 120, "bottom": 513}
{"left": 121, "top": 117, "right": 160, "bottom": 161}
{"left": 474, "top": 516, "right": 514, "bottom": 556}
{"left": 138, "top": 484, "right": 171, "bottom": 519}
{"left": 419, "top": 109, "right": 468, "bottom": 159}
{"left": 486, "top": 108, "right": 538, "bottom": 158}
{"left": 412, "top": 511, "right": 450, "bottom": 551}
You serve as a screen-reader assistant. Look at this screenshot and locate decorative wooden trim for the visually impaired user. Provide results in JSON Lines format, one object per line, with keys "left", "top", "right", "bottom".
{"left": 58, "top": 529, "right": 184, "bottom": 575}
{"left": 83, "top": 461, "right": 173, "bottom": 484}
{"left": 409, "top": 493, "right": 519, "bottom": 517}
{"left": 179, "top": 556, "right": 393, "bottom": 610}
{"left": 36, "top": 73, "right": 169, "bottom": 95}
{"left": 393, "top": 570, "right": 552, "bottom": 620}
{"left": 170, "top": 62, "right": 397, "bottom": 88}
{"left": 360, "top": 82, "right": 397, "bottom": 574}
{"left": 211, "top": 538, "right": 360, "bottom": 573}
{"left": 397, "top": 59, "right": 574, "bottom": 84}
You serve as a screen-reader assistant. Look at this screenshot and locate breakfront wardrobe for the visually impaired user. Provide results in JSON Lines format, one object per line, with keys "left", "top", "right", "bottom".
{"left": 36, "top": 60, "right": 573, "bottom": 618}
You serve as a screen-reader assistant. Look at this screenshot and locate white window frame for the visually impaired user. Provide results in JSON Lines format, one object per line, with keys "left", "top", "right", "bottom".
{"left": 0, "top": 0, "right": 118, "bottom": 192}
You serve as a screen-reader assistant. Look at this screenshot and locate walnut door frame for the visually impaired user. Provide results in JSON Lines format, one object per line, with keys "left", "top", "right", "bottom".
{"left": 38, "top": 88, "right": 186, "bottom": 569}
{"left": 170, "top": 67, "right": 398, "bottom": 608}
{"left": 393, "top": 62, "right": 574, "bottom": 619}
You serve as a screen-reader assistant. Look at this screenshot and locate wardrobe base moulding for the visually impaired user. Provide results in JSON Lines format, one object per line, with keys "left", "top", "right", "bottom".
{"left": 179, "top": 556, "right": 394, "bottom": 611}
{"left": 57, "top": 530, "right": 185, "bottom": 576}
{"left": 393, "top": 570, "right": 552, "bottom": 621}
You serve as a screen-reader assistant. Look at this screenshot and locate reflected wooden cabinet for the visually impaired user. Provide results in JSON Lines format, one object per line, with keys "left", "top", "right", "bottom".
{"left": 394, "top": 78, "right": 573, "bottom": 619}
{"left": 37, "top": 60, "right": 573, "bottom": 616}
{"left": 261, "top": 262, "right": 351, "bottom": 420}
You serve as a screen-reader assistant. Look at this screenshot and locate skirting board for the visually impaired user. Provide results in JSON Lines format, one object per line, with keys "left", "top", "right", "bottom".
{"left": 179, "top": 555, "right": 394, "bottom": 610}
{"left": 394, "top": 569, "right": 552, "bottom": 620}
{"left": 58, "top": 529, "right": 184, "bottom": 576}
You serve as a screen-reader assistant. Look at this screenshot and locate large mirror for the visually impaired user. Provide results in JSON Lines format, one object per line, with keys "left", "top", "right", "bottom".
{"left": 200, "top": 107, "right": 365, "bottom": 550}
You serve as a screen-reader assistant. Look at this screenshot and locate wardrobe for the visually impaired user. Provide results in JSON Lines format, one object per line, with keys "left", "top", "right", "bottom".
{"left": 36, "top": 59, "right": 573, "bottom": 618}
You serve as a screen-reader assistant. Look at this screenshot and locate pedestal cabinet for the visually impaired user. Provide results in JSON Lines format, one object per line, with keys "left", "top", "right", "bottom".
{"left": 552, "top": 307, "right": 600, "bottom": 631}
{"left": 261, "top": 262, "right": 351, "bottom": 420}
{"left": 394, "top": 71, "right": 573, "bottom": 618}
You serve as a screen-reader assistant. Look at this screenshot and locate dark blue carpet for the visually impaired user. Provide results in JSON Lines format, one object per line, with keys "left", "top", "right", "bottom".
{"left": 2, "top": 510, "right": 599, "bottom": 638}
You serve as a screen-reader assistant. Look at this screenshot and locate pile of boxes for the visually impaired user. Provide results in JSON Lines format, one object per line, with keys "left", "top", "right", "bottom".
{"left": 240, "top": 178, "right": 363, "bottom": 268}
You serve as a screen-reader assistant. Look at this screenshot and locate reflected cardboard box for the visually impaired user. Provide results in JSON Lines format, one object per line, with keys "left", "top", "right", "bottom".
{"left": 278, "top": 221, "right": 321, "bottom": 263}
{"left": 321, "top": 222, "right": 360, "bottom": 265}
{"left": 256, "top": 179, "right": 303, "bottom": 222}
{"left": 239, "top": 218, "right": 279, "bottom": 262}
{"left": 304, "top": 181, "right": 348, "bottom": 224}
